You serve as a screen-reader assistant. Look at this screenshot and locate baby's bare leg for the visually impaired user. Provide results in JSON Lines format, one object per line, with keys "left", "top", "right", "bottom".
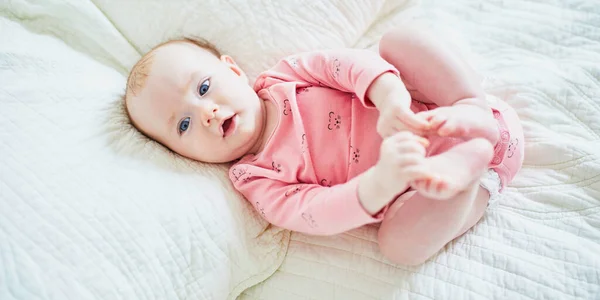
{"left": 379, "top": 26, "right": 499, "bottom": 145}
{"left": 379, "top": 25, "right": 484, "bottom": 107}
{"left": 378, "top": 182, "right": 490, "bottom": 266}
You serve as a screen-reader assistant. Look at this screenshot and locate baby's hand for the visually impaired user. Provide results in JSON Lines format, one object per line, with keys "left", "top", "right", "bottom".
{"left": 373, "top": 132, "right": 430, "bottom": 196}
{"left": 367, "top": 72, "right": 430, "bottom": 138}
{"left": 376, "top": 96, "right": 430, "bottom": 138}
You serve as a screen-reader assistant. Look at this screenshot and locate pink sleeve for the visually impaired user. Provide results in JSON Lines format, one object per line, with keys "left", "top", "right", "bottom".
{"left": 232, "top": 171, "right": 385, "bottom": 236}
{"left": 254, "top": 49, "right": 399, "bottom": 108}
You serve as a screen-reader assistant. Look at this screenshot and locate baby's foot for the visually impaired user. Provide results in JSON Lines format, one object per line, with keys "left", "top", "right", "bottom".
{"left": 410, "top": 138, "right": 494, "bottom": 200}
{"left": 418, "top": 102, "right": 499, "bottom": 145}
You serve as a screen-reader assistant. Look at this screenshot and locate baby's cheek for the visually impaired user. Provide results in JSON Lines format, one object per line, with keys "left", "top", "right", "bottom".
{"left": 238, "top": 120, "right": 253, "bottom": 134}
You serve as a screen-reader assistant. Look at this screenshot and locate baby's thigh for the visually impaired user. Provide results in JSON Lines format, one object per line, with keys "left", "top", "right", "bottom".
{"left": 377, "top": 186, "right": 489, "bottom": 264}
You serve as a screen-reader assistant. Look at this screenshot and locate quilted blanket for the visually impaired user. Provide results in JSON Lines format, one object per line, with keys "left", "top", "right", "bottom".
{"left": 1, "top": 0, "right": 599, "bottom": 299}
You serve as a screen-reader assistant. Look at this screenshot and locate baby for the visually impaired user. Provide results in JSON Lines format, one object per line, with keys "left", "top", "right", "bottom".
{"left": 124, "top": 26, "right": 524, "bottom": 266}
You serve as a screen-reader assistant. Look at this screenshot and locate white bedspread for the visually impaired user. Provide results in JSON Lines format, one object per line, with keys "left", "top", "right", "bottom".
{"left": 1, "top": 0, "right": 599, "bottom": 299}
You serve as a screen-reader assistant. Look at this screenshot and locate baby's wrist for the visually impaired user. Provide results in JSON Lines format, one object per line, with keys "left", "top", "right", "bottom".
{"left": 358, "top": 168, "right": 397, "bottom": 214}
{"left": 367, "top": 73, "right": 410, "bottom": 109}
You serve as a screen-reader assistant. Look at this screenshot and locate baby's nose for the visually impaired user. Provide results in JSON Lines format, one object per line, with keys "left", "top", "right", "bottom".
{"left": 200, "top": 102, "right": 219, "bottom": 126}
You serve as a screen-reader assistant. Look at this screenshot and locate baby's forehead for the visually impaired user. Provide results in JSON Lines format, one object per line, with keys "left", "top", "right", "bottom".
{"left": 147, "top": 42, "right": 218, "bottom": 81}
{"left": 129, "top": 38, "right": 218, "bottom": 87}
{"left": 126, "top": 40, "right": 216, "bottom": 104}
{"left": 153, "top": 40, "right": 214, "bottom": 60}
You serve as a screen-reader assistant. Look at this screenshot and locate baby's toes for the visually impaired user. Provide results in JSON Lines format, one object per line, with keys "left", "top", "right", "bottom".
{"left": 413, "top": 176, "right": 457, "bottom": 200}
{"left": 433, "top": 178, "right": 461, "bottom": 200}
{"left": 415, "top": 177, "right": 442, "bottom": 195}
{"left": 412, "top": 179, "right": 430, "bottom": 191}
{"left": 430, "top": 178, "right": 448, "bottom": 194}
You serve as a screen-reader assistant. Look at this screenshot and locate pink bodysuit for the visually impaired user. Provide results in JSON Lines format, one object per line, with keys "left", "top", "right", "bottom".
{"left": 228, "top": 49, "right": 524, "bottom": 236}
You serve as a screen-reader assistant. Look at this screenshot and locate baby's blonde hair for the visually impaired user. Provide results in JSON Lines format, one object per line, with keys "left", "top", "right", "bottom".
{"left": 122, "top": 37, "right": 222, "bottom": 140}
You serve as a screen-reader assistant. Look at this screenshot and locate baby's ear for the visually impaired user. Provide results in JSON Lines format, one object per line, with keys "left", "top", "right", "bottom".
{"left": 221, "top": 55, "right": 248, "bottom": 83}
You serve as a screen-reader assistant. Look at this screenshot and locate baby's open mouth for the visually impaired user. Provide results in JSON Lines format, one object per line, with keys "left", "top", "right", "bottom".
{"left": 221, "top": 114, "right": 237, "bottom": 137}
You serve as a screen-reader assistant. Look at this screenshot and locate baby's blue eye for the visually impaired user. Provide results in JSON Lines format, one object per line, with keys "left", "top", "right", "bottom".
{"left": 179, "top": 117, "right": 191, "bottom": 134}
{"left": 199, "top": 79, "right": 210, "bottom": 96}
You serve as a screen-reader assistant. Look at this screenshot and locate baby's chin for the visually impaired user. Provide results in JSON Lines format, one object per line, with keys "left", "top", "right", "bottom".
{"left": 216, "top": 143, "right": 252, "bottom": 163}
{"left": 229, "top": 126, "right": 262, "bottom": 157}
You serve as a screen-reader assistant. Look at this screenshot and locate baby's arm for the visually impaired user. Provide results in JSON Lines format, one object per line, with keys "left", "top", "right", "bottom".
{"left": 231, "top": 131, "right": 430, "bottom": 235}
{"left": 232, "top": 173, "right": 390, "bottom": 235}
{"left": 255, "top": 49, "right": 429, "bottom": 136}
{"left": 232, "top": 158, "right": 429, "bottom": 236}
{"left": 256, "top": 48, "right": 400, "bottom": 108}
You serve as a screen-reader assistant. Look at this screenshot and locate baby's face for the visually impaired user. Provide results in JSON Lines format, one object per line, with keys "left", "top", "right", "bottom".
{"left": 127, "top": 42, "right": 264, "bottom": 163}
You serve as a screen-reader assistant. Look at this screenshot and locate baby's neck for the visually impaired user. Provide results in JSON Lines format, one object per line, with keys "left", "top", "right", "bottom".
{"left": 246, "top": 99, "right": 279, "bottom": 156}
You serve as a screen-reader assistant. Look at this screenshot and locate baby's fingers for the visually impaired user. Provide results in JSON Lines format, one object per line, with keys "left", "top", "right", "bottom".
{"left": 396, "top": 142, "right": 427, "bottom": 156}
{"left": 390, "top": 131, "right": 430, "bottom": 148}
{"left": 398, "top": 109, "right": 430, "bottom": 130}
{"left": 402, "top": 166, "right": 432, "bottom": 181}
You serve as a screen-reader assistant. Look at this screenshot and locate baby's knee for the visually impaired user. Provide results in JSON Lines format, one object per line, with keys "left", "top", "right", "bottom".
{"left": 379, "top": 24, "right": 431, "bottom": 56}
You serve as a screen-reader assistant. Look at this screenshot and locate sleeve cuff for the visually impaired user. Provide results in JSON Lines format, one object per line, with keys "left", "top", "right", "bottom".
{"left": 334, "top": 178, "right": 387, "bottom": 224}
{"left": 355, "top": 62, "right": 400, "bottom": 109}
